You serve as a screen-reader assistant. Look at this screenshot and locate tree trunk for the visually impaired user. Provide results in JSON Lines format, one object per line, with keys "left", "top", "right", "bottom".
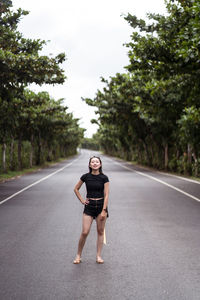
{"left": 47, "top": 148, "right": 52, "bottom": 161}
{"left": 64, "top": 145, "right": 66, "bottom": 156}
{"left": 18, "top": 135, "right": 22, "bottom": 170}
{"left": 187, "top": 143, "right": 192, "bottom": 164}
{"left": 10, "top": 137, "right": 14, "bottom": 170}
{"left": 142, "top": 140, "right": 151, "bottom": 166}
{"left": 2, "top": 143, "right": 6, "bottom": 173}
{"left": 137, "top": 145, "right": 142, "bottom": 163}
{"left": 176, "top": 149, "right": 179, "bottom": 159}
{"left": 150, "top": 144, "right": 154, "bottom": 162}
{"left": 164, "top": 143, "right": 168, "bottom": 170}
{"left": 36, "top": 131, "right": 42, "bottom": 165}
{"left": 192, "top": 152, "right": 198, "bottom": 177}
{"left": 30, "top": 133, "right": 34, "bottom": 168}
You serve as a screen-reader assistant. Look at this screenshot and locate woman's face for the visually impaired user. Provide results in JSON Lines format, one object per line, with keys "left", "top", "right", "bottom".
{"left": 90, "top": 157, "right": 101, "bottom": 171}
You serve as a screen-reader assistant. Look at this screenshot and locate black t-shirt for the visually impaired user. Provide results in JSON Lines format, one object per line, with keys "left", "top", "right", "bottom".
{"left": 80, "top": 172, "right": 109, "bottom": 198}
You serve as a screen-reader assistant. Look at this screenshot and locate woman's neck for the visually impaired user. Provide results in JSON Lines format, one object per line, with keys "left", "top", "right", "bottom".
{"left": 91, "top": 170, "right": 100, "bottom": 175}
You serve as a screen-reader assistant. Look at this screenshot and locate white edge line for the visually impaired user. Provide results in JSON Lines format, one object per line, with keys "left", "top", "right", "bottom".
{"left": 0, "top": 158, "right": 79, "bottom": 206}
{"left": 157, "top": 171, "right": 200, "bottom": 185}
{"left": 124, "top": 160, "right": 200, "bottom": 185}
{"left": 113, "top": 161, "right": 200, "bottom": 203}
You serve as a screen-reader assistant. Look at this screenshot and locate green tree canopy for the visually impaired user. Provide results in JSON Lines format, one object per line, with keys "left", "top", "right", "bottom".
{"left": 83, "top": 0, "right": 200, "bottom": 176}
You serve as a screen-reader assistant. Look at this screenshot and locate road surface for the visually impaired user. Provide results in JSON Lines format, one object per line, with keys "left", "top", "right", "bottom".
{"left": 0, "top": 149, "right": 200, "bottom": 300}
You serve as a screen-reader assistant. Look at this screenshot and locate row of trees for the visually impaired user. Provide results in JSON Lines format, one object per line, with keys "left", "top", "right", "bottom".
{"left": 81, "top": 136, "right": 100, "bottom": 151}
{"left": 0, "top": 1, "right": 84, "bottom": 172}
{"left": 84, "top": 0, "right": 200, "bottom": 177}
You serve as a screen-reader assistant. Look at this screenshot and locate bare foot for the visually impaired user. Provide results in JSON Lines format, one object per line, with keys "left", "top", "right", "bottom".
{"left": 73, "top": 255, "right": 82, "bottom": 264}
{"left": 96, "top": 256, "right": 104, "bottom": 264}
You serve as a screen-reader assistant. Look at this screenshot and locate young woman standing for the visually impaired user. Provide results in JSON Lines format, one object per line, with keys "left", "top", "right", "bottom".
{"left": 73, "top": 156, "right": 109, "bottom": 264}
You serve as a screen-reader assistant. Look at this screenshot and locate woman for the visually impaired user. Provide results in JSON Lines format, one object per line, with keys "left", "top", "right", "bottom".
{"left": 73, "top": 156, "right": 109, "bottom": 264}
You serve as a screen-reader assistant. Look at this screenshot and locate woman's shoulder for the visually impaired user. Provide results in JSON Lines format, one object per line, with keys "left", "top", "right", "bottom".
{"left": 80, "top": 172, "right": 90, "bottom": 181}
{"left": 100, "top": 173, "right": 109, "bottom": 182}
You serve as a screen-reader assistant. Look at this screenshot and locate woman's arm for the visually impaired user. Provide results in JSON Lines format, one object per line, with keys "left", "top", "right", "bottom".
{"left": 103, "top": 182, "right": 109, "bottom": 210}
{"left": 74, "top": 180, "right": 85, "bottom": 204}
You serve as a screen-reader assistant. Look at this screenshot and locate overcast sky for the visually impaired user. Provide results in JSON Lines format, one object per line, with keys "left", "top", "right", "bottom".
{"left": 12, "top": 0, "right": 166, "bottom": 137}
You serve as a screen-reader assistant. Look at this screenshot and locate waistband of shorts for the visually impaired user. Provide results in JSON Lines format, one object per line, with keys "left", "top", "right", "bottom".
{"left": 88, "top": 198, "right": 104, "bottom": 202}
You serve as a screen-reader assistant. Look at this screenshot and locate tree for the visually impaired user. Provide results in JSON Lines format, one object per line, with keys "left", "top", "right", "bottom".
{"left": 0, "top": 1, "right": 67, "bottom": 171}
{"left": 83, "top": 0, "right": 200, "bottom": 176}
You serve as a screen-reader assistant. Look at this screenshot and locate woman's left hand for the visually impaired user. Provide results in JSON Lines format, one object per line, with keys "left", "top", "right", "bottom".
{"left": 100, "top": 210, "right": 107, "bottom": 220}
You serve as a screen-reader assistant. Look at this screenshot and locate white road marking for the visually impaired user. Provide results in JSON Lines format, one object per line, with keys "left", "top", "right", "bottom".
{"left": 157, "top": 171, "right": 200, "bottom": 185}
{"left": 124, "top": 160, "right": 200, "bottom": 185}
{"left": 113, "top": 160, "right": 200, "bottom": 203}
{"left": 0, "top": 158, "right": 79, "bottom": 206}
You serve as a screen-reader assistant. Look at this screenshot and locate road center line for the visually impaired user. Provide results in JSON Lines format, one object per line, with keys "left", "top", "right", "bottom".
{"left": 0, "top": 158, "right": 79, "bottom": 206}
{"left": 113, "top": 161, "right": 200, "bottom": 203}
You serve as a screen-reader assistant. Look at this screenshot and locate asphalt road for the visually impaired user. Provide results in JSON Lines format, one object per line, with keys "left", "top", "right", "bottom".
{"left": 0, "top": 149, "right": 200, "bottom": 300}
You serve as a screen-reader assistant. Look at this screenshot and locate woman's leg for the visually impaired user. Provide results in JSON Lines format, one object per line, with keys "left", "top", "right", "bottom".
{"left": 75, "top": 214, "right": 93, "bottom": 259}
{"left": 96, "top": 214, "right": 107, "bottom": 262}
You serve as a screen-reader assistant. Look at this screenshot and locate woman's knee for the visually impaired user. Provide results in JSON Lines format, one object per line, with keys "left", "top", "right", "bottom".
{"left": 81, "top": 230, "right": 90, "bottom": 238}
{"left": 97, "top": 228, "right": 104, "bottom": 236}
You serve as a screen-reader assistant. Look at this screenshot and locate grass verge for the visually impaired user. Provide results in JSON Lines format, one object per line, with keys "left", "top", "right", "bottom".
{"left": 0, "top": 157, "right": 72, "bottom": 183}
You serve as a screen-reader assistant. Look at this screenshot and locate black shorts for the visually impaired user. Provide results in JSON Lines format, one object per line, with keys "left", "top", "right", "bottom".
{"left": 83, "top": 198, "right": 109, "bottom": 219}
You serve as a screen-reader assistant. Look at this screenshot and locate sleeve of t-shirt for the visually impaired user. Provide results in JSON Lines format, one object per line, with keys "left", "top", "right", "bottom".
{"left": 80, "top": 173, "right": 87, "bottom": 182}
{"left": 103, "top": 175, "right": 109, "bottom": 183}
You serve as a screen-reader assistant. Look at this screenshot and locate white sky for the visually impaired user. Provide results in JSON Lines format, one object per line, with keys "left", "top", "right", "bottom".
{"left": 12, "top": 0, "right": 166, "bottom": 137}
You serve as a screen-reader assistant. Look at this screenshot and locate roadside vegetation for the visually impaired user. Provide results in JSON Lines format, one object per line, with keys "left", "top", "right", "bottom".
{"left": 81, "top": 135, "right": 100, "bottom": 151}
{"left": 0, "top": 0, "right": 84, "bottom": 176}
{"left": 83, "top": 0, "right": 200, "bottom": 177}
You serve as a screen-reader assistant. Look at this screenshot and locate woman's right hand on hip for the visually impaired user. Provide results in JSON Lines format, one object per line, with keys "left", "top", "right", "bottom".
{"left": 83, "top": 198, "right": 90, "bottom": 205}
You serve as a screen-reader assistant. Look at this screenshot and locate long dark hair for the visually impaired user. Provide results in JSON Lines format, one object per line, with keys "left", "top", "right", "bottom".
{"left": 89, "top": 156, "right": 103, "bottom": 173}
